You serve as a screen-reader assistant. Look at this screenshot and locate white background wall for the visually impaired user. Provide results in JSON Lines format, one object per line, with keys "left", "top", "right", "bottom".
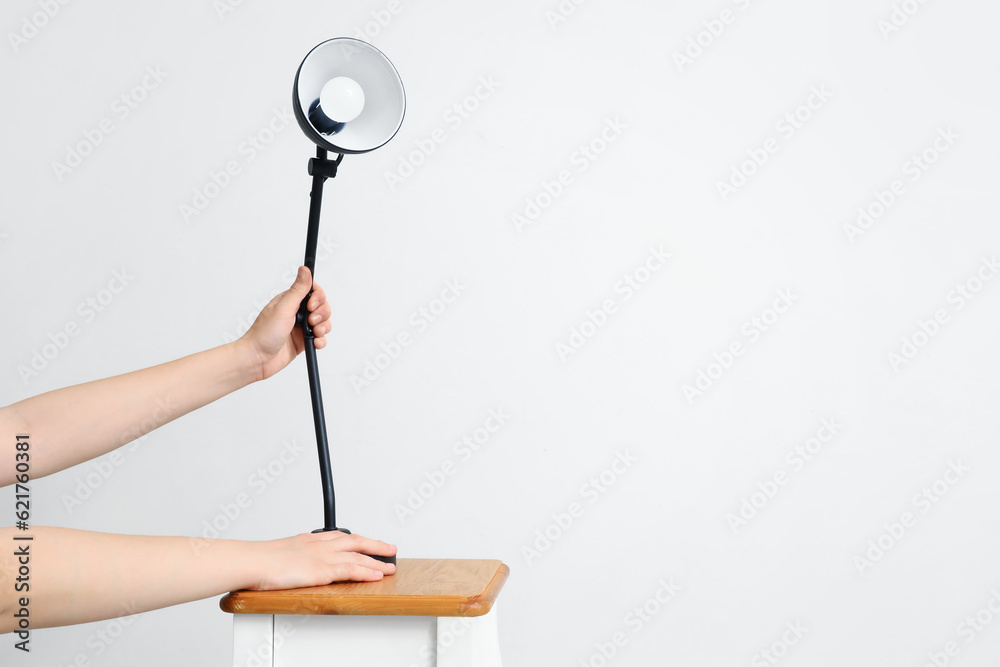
{"left": 2, "top": 1, "right": 1000, "bottom": 665}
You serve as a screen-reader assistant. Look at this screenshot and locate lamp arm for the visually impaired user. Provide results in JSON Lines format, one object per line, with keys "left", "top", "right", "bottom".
{"left": 295, "top": 147, "right": 396, "bottom": 564}
{"left": 298, "top": 146, "right": 345, "bottom": 533}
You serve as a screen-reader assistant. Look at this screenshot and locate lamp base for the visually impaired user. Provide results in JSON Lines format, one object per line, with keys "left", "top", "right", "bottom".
{"left": 311, "top": 526, "right": 397, "bottom": 565}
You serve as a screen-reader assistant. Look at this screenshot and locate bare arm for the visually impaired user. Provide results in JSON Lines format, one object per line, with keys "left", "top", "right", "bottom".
{"left": 0, "top": 267, "right": 398, "bottom": 634}
{"left": 0, "top": 526, "right": 396, "bottom": 633}
{"left": 0, "top": 267, "right": 331, "bottom": 487}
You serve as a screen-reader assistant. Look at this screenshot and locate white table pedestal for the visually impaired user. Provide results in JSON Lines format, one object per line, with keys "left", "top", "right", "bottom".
{"left": 230, "top": 606, "right": 502, "bottom": 667}
{"left": 222, "top": 559, "right": 509, "bottom": 667}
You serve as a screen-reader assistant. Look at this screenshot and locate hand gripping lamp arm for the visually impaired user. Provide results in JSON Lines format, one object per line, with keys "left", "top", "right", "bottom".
{"left": 291, "top": 38, "right": 405, "bottom": 562}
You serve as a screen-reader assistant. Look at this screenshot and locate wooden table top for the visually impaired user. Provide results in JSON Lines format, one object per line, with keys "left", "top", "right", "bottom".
{"left": 220, "top": 558, "right": 509, "bottom": 617}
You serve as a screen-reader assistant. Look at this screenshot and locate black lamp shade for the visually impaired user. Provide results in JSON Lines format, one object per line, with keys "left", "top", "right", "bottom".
{"left": 293, "top": 38, "right": 405, "bottom": 154}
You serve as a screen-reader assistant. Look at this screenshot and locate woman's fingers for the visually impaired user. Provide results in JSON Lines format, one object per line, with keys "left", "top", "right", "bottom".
{"left": 307, "top": 281, "right": 328, "bottom": 314}
{"left": 305, "top": 279, "right": 333, "bottom": 345}
{"left": 314, "top": 531, "right": 398, "bottom": 561}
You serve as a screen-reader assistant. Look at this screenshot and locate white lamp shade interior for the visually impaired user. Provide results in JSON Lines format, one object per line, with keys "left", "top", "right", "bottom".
{"left": 295, "top": 39, "right": 405, "bottom": 153}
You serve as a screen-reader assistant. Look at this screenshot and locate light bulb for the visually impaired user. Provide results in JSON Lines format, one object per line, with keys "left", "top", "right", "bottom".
{"left": 319, "top": 77, "right": 365, "bottom": 123}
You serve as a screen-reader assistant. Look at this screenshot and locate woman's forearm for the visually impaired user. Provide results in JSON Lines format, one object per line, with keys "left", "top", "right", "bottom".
{"left": 0, "top": 525, "right": 260, "bottom": 632}
{"left": 0, "top": 267, "right": 328, "bottom": 488}
{"left": 0, "top": 340, "right": 261, "bottom": 486}
{"left": 0, "top": 526, "right": 395, "bottom": 633}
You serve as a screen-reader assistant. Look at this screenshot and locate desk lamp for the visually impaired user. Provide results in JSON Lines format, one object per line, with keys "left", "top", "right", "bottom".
{"left": 290, "top": 37, "right": 404, "bottom": 563}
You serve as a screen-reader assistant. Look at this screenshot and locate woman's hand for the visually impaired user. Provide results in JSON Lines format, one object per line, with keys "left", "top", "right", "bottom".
{"left": 249, "top": 531, "right": 397, "bottom": 591}
{"left": 241, "top": 266, "right": 333, "bottom": 382}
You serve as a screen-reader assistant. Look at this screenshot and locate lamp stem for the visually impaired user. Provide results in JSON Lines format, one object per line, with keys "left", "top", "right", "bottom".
{"left": 299, "top": 146, "right": 345, "bottom": 534}
{"left": 294, "top": 145, "right": 396, "bottom": 564}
